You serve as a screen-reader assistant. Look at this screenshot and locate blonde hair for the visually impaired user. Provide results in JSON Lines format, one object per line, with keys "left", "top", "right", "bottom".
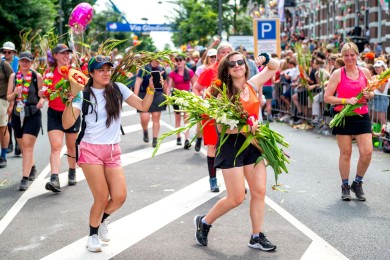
{"left": 341, "top": 42, "right": 359, "bottom": 56}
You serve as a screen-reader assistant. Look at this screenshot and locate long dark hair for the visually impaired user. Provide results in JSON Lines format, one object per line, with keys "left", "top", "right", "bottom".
{"left": 174, "top": 66, "right": 190, "bottom": 81}
{"left": 217, "top": 51, "right": 249, "bottom": 99}
{"left": 83, "top": 77, "right": 122, "bottom": 128}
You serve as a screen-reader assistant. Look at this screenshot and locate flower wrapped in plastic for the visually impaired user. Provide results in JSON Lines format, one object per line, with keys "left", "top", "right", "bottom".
{"left": 153, "top": 81, "right": 290, "bottom": 187}
{"left": 42, "top": 66, "right": 88, "bottom": 106}
{"left": 330, "top": 68, "right": 390, "bottom": 128}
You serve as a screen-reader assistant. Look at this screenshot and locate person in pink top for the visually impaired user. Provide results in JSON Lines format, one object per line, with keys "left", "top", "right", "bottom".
{"left": 324, "top": 42, "right": 375, "bottom": 202}
{"left": 168, "top": 54, "right": 196, "bottom": 149}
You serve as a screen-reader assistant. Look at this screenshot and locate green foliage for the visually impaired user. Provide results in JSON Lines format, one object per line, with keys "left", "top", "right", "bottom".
{"left": 169, "top": 0, "right": 264, "bottom": 47}
{"left": 0, "top": 0, "right": 57, "bottom": 50}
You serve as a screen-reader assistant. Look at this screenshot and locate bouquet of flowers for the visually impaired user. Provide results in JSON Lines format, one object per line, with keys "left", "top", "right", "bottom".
{"left": 330, "top": 68, "right": 390, "bottom": 128}
{"left": 295, "top": 43, "right": 314, "bottom": 100}
{"left": 42, "top": 66, "right": 88, "bottom": 106}
{"left": 153, "top": 80, "right": 290, "bottom": 187}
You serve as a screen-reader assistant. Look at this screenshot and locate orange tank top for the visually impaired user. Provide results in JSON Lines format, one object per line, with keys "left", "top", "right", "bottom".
{"left": 240, "top": 82, "right": 260, "bottom": 119}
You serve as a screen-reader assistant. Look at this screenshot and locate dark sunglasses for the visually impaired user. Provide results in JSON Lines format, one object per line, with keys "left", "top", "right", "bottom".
{"left": 175, "top": 58, "right": 184, "bottom": 62}
{"left": 209, "top": 55, "right": 216, "bottom": 59}
{"left": 3, "top": 51, "right": 12, "bottom": 54}
{"left": 94, "top": 55, "right": 111, "bottom": 62}
{"left": 227, "top": 59, "right": 245, "bottom": 68}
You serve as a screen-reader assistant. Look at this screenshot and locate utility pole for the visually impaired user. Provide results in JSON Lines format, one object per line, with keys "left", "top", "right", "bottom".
{"left": 218, "top": 0, "right": 222, "bottom": 37}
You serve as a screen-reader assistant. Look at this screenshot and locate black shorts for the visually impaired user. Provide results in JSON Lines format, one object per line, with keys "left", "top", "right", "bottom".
{"left": 137, "top": 91, "right": 167, "bottom": 113}
{"left": 11, "top": 110, "right": 42, "bottom": 138}
{"left": 298, "top": 90, "right": 308, "bottom": 106}
{"left": 47, "top": 107, "right": 80, "bottom": 133}
{"left": 214, "top": 133, "right": 262, "bottom": 169}
{"left": 332, "top": 113, "right": 371, "bottom": 135}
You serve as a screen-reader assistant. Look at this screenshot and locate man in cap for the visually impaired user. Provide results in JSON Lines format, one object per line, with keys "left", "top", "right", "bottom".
{"left": 235, "top": 46, "right": 258, "bottom": 78}
{"left": 1, "top": 42, "right": 20, "bottom": 155}
{"left": 0, "top": 56, "right": 13, "bottom": 167}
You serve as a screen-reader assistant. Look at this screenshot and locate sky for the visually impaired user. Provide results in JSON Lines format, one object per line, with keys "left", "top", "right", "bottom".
{"left": 94, "top": 0, "right": 175, "bottom": 50}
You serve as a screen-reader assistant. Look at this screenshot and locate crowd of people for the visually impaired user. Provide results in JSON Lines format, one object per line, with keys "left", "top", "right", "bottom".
{"left": 0, "top": 34, "right": 389, "bottom": 254}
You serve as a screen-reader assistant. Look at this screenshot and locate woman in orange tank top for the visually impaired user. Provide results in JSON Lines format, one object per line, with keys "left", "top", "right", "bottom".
{"left": 194, "top": 51, "right": 280, "bottom": 251}
{"left": 324, "top": 42, "right": 375, "bottom": 202}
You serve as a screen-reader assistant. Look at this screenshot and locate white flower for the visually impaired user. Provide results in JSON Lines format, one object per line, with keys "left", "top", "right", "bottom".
{"left": 203, "top": 100, "right": 210, "bottom": 108}
{"left": 175, "top": 98, "right": 188, "bottom": 107}
{"left": 45, "top": 72, "right": 54, "bottom": 78}
{"left": 226, "top": 119, "right": 239, "bottom": 130}
{"left": 216, "top": 113, "right": 228, "bottom": 124}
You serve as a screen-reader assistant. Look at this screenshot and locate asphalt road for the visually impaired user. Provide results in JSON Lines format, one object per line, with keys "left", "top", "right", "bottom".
{"left": 0, "top": 104, "right": 389, "bottom": 260}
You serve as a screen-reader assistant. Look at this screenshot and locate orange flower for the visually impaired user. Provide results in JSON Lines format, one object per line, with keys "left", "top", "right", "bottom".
{"left": 214, "top": 79, "right": 222, "bottom": 87}
{"left": 60, "top": 66, "right": 69, "bottom": 75}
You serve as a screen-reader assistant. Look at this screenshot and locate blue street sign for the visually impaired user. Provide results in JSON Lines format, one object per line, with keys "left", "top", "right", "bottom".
{"left": 257, "top": 20, "right": 277, "bottom": 40}
{"left": 106, "top": 22, "right": 174, "bottom": 32}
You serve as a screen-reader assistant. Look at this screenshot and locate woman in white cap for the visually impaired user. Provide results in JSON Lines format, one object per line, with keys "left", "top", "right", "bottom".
{"left": 371, "top": 60, "right": 389, "bottom": 126}
{"left": 6, "top": 51, "right": 44, "bottom": 191}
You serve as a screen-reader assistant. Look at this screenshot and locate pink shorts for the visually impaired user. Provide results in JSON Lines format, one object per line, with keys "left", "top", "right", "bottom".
{"left": 78, "top": 141, "right": 122, "bottom": 168}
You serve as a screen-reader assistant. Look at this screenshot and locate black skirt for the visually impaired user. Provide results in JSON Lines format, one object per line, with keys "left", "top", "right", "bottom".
{"left": 214, "top": 133, "right": 262, "bottom": 169}
{"left": 137, "top": 91, "right": 167, "bottom": 113}
{"left": 332, "top": 113, "right": 371, "bottom": 135}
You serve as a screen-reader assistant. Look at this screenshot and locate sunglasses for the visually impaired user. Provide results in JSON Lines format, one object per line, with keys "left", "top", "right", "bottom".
{"left": 209, "top": 55, "right": 216, "bottom": 59}
{"left": 175, "top": 58, "right": 184, "bottom": 62}
{"left": 3, "top": 51, "right": 12, "bottom": 54}
{"left": 227, "top": 59, "right": 245, "bottom": 68}
{"left": 94, "top": 55, "right": 111, "bottom": 62}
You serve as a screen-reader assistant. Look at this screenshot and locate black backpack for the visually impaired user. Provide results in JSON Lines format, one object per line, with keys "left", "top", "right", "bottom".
{"left": 75, "top": 83, "right": 125, "bottom": 161}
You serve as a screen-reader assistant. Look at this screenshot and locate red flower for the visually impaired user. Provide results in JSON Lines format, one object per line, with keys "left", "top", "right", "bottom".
{"left": 60, "top": 66, "right": 69, "bottom": 76}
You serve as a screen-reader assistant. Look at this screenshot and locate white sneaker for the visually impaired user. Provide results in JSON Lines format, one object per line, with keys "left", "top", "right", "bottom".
{"left": 86, "top": 234, "right": 102, "bottom": 252}
{"left": 99, "top": 220, "right": 111, "bottom": 242}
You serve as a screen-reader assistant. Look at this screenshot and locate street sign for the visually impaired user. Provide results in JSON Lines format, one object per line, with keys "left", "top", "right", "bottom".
{"left": 253, "top": 19, "right": 281, "bottom": 57}
{"left": 228, "top": 36, "right": 254, "bottom": 53}
{"left": 106, "top": 22, "right": 174, "bottom": 33}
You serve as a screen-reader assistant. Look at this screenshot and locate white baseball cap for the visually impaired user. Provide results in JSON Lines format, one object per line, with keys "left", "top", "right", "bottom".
{"left": 373, "top": 60, "right": 386, "bottom": 68}
{"left": 207, "top": 48, "right": 217, "bottom": 56}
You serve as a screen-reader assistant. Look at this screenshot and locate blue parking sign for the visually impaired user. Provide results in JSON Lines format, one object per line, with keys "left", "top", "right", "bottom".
{"left": 257, "top": 21, "right": 276, "bottom": 40}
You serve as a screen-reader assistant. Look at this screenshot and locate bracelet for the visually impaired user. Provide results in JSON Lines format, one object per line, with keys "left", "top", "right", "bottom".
{"left": 146, "top": 87, "right": 155, "bottom": 95}
{"left": 242, "top": 125, "right": 252, "bottom": 132}
{"left": 341, "top": 98, "right": 346, "bottom": 105}
{"left": 259, "top": 52, "right": 270, "bottom": 66}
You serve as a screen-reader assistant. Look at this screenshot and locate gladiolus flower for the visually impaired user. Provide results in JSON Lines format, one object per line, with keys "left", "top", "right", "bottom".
{"left": 60, "top": 66, "right": 69, "bottom": 75}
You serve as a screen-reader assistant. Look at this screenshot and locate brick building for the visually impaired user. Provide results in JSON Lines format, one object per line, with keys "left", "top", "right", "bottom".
{"left": 283, "top": 0, "right": 390, "bottom": 52}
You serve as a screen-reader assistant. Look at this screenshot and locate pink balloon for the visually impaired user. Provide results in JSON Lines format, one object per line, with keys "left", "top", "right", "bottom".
{"left": 68, "top": 3, "right": 94, "bottom": 34}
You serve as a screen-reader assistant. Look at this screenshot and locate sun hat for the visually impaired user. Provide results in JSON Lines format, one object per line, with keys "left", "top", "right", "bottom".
{"left": 1, "top": 42, "right": 16, "bottom": 52}
{"left": 206, "top": 49, "right": 217, "bottom": 56}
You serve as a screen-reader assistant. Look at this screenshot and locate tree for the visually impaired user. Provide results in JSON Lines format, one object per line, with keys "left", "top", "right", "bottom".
{"left": 169, "top": 0, "right": 264, "bottom": 48}
{"left": 0, "top": 0, "right": 57, "bottom": 50}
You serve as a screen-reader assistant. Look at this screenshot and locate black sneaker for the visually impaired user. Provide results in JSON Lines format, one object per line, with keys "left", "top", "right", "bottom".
{"left": 14, "top": 143, "right": 21, "bottom": 156}
{"left": 68, "top": 169, "right": 77, "bottom": 186}
{"left": 177, "top": 137, "right": 182, "bottom": 146}
{"left": 143, "top": 131, "right": 149, "bottom": 143}
{"left": 351, "top": 181, "right": 366, "bottom": 201}
{"left": 248, "top": 232, "right": 277, "bottom": 251}
{"left": 29, "top": 165, "right": 37, "bottom": 181}
{"left": 0, "top": 158, "right": 7, "bottom": 168}
{"left": 19, "top": 179, "right": 29, "bottom": 191}
{"left": 194, "top": 215, "right": 211, "bottom": 246}
{"left": 45, "top": 174, "right": 61, "bottom": 193}
{"left": 152, "top": 138, "right": 158, "bottom": 148}
{"left": 184, "top": 140, "right": 191, "bottom": 149}
{"left": 195, "top": 138, "right": 202, "bottom": 152}
{"left": 7, "top": 142, "right": 13, "bottom": 154}
{"left": 341, "top": 184, "right": 351, "bottom": 201}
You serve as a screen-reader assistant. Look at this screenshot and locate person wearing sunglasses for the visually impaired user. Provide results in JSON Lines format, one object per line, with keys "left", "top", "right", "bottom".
{"left": 194, "top": 51, "right": 280, "bottom": 251}
{"left": 168, "top": 54, "right": 196, "bottom": 148}
{"left": 1, "top": 41, "right": 20, "bottom": 156}
{"left": 62, "top": 56, "right": 155, "bottom": 252}
{"left": 134, "top": 59, "right": 168, "bottom": 147}
{"left": 42, "top": 43, "right": 80, "bottom": 193}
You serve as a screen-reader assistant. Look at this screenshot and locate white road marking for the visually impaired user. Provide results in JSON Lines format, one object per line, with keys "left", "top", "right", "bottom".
{"left": 1, "top": 108, "right": 348, "bottom": 259}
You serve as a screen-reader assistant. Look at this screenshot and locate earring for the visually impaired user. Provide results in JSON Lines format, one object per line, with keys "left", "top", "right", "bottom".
{"left": 227, "top": 74, "right": 231, "bottom": 78}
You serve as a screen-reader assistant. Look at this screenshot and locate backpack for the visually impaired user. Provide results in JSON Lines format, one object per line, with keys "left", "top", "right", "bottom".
{"left": 75, "top": 83, "right": 125, "bottom": 161}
